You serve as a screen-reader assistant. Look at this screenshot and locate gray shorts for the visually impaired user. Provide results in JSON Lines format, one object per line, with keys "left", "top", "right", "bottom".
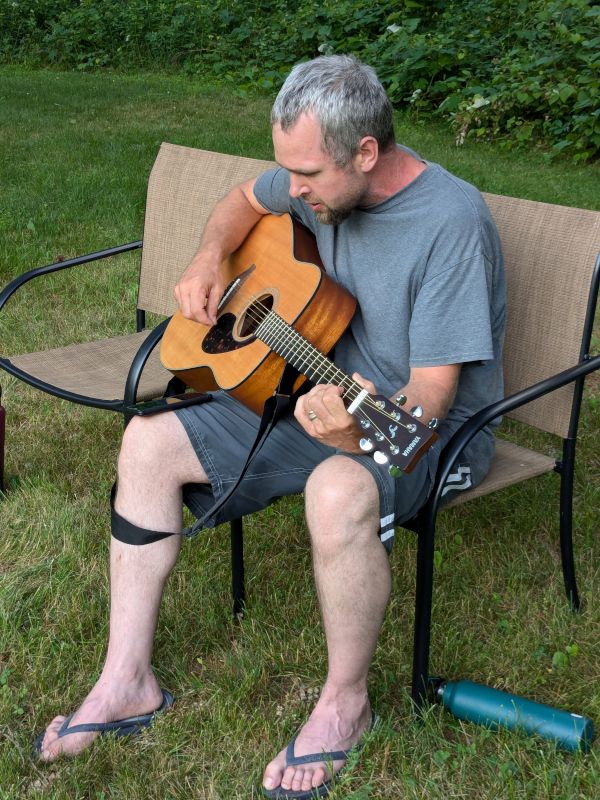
{"left": 175, "top": 392, "right": 435, "bottom": 551}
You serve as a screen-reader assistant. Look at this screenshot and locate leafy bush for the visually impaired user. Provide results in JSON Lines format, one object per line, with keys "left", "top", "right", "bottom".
{"left": 0, "top": 0, "right": 598, "bottom": 160}
{"left": 365, "top": 0, "right": 599, "bottom": 162}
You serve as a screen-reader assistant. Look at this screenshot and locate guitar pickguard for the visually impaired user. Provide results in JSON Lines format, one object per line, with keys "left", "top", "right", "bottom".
{"left": 202, "top": 313, "right": 253, "bottom": 354}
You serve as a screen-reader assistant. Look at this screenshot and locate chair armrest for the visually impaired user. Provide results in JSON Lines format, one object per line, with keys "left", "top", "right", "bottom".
{"left": 428, "top": 354, "right": 600, "bottom": 514}
{"left": 0, "top": 241, "right": 143, "bottom": 312}
{"left": 123, "top": 317, "right": 170, "bottom": 406}
{"left": 123, "top": 318, "right": 213, "bottom": 416}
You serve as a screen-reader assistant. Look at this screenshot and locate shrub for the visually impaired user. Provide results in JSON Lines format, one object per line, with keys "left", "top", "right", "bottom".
{"left": 0, "top": 0, "right": 597, "bottom": 160}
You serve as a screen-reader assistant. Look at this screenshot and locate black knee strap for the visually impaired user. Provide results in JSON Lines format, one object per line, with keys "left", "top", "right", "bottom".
{"left": 110, "top": 485, "right": 178, "bottom": 546}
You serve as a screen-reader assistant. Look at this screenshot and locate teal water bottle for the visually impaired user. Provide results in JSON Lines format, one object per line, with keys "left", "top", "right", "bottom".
{"left": 436, "top": 679, "right": 595, "bottom": 752}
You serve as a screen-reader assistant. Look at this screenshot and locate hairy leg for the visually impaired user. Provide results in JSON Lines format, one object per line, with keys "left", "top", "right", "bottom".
{"left": 263, "top": 456, "right": 391, "bottom": 794}
{"left": 38, "top": 412, "right": 208, "bottom": 760}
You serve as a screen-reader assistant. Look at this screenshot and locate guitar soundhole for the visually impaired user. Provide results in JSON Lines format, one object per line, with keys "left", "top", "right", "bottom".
{"left": 238, "top": 294, "right": 274, "bottom": 337}
{"left": 201, "top": 295, "right": 275, "bottom": 355}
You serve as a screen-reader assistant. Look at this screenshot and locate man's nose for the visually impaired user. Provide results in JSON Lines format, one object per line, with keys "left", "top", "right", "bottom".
{"left": 289, "top": 173, "right": 308, "bottom": 199}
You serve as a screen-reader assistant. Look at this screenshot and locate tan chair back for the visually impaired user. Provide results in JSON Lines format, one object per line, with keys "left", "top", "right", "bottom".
{"left": 483, "top": 194, "right": 600, "bottom": 438}
{"left": 137, "top": 142, "right": 276, "bottom": 317}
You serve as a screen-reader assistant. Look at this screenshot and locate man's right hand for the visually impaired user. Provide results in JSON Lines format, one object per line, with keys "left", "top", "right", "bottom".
{"left": 172, "top": 177, "right": 268, "bottom": 326}
{"left": 174, "top": 249, "right": 224, "bottom": 326}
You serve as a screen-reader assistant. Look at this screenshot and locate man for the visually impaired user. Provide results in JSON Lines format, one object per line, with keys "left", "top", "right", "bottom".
{"left": 36, "top": 55, "right": 505, "bottom": 798}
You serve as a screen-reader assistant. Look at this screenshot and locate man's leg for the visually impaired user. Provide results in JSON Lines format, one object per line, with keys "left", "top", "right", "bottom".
{"left": 263, "top": 455, "right": 390, "bottom": 794}
{"left": 38, "top": 412, "right": 208, "bottom": 760}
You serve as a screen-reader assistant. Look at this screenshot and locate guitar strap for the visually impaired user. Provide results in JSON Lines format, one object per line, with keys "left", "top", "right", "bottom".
{"left": 181, "top": 362, "right": 301, "bottom": 539}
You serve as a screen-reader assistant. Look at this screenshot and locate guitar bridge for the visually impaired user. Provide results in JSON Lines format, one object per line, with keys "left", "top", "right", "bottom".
{"left": 218, "top": 263, "right": 256, "bottom": 312}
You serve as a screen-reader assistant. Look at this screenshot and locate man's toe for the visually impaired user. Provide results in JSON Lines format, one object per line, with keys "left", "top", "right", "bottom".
{"left": 262, "top": 752, "right": 285, "bottom": 791}
{"left": 38, "top": 715, "right": 67, "bottom": 759}
{"left": 310, "top": 765, "right": 328, "bottom": 789}
{"left": 281, "top": 764, "right": 297, "bottom": 790}
{"left": 290, "top": 766, "right": 306, "bottom": 792}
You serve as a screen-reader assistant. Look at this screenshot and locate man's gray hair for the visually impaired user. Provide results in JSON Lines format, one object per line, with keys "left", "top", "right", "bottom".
{"left": 271, "top": 55, "right": 395, "bottom": 167}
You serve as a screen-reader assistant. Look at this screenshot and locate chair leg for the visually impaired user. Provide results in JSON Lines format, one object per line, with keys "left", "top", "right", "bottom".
{"left": 0, "top": 386, "right": 5, "bottom": 493}
{"left": 230, "top": 517, "right": 245, "bottom": 616}
{"left": 411, "top": 510, "right": 437, "bottom": 710}
{"left": 558, "top": 439, "right": 581, "bottom": 611}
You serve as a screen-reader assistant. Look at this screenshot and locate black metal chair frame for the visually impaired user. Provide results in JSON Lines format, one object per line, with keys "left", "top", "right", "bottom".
{"left": 0, "top": 242, "right": 161, "bottom": 408}
{"left": 0, "top": 241, "right": 178, "bottom": 490}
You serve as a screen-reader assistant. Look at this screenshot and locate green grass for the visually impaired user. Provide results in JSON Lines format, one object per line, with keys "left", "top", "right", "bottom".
{"left": 0, "top": 67, "right": 599, "bottom": 799}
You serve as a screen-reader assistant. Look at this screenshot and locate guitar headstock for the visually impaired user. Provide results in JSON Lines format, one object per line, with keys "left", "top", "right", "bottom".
{"left": 349, "top": 392, "right": 439, "bottom": 476}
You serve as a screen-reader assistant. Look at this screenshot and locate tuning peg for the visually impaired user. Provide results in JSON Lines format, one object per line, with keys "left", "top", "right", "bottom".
{"left": 394, "top": 394, "right": 407, "bottom": 406}
{"left": 373, "top": 450, "right": 389, "bottom": 465}
{"left": 359, "top": 437, "right": 374, "bottom": 452}
{"left": 428, "top": 417, "right": 439, "bottom": 429}
{"left": 410, "top": 405, "right": 424, "bottom": 418}
{"left": 388, "top": 465, "right": 404, "bottom": 478}
{"left": 359, "top": 419, "right": 371, "bottom": 430}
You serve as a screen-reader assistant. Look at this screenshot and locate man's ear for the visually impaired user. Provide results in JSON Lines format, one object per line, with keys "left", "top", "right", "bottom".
{"left": 356, "top": 136, "right": 379, "bottom": 173}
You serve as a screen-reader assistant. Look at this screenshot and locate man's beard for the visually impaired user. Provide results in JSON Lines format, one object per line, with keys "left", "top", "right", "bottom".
{"left": 313, "top": 204, "right": 353, "bottom": 225}
{"left": 303, "top": 178, "right": 367, "bottom": 225}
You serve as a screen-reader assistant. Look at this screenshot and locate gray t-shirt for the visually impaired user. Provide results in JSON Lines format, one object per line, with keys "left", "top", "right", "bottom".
{"left": 254, "top": 154, "right": 506, "bottom": 479}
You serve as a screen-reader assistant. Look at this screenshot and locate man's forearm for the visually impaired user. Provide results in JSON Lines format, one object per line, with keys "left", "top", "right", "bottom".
{"left": 196, "top": 183, "right": 265, "bottom": 262}
{"left": 390, "top": 365, "right": 461, "bottom": 426}
{"left": 175, "top": 179, "right": 267, "bottom": 323}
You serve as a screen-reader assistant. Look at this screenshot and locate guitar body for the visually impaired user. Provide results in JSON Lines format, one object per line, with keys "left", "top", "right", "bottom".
{"left": 160, "top": 213, "right": 357, "bottom": 415}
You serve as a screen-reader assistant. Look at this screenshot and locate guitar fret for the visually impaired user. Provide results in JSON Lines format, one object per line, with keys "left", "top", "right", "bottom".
{"left": 257, "top": 311, "right": 359, "bottom": 396}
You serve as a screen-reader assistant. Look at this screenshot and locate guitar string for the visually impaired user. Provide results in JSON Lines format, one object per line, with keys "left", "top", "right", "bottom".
{"left": 241, "top": 298, "right": 410, "bottom": 427}
{"left": 245, "top": 300, "right": 375, "bottom": 406}
{"left": 225, "top": 297, "right": 420, "bottom": 459}
{"left": 255, "top": 309, "right": 410, "bottom": 459}
{"left": 256, "top": 308, "right": 398, "bottom": 453}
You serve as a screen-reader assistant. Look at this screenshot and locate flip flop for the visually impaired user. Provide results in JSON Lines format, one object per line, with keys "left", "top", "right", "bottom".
{"left": 32, "top": 688, "right": 174, "bottom": 758}
{"left": 261, "top": 711, "right": 380, "bottom": 799}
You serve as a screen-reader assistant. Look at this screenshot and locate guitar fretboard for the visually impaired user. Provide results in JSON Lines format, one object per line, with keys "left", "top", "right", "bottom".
{"left": 256, "top": 310, "right": 362, "bottom": 404}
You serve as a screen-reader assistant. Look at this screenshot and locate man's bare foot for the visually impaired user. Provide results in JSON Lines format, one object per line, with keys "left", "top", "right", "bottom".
{"left": 35, "top": 674, "right": 166, "bottom": 762}
{"left": 262, "top": 694, "right": 373, "bottom": 796}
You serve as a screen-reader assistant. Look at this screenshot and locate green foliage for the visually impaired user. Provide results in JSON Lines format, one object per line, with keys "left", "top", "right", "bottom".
{"left": 0, "top": 0, "right": 598, "bottom": 160}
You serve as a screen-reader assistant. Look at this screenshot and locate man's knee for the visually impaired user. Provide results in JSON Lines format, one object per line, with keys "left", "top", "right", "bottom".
{"left": 305, "top": 456, "right": 379, "bottom": 546}
{"left": 118, "top": 413, "right": 206, "bottom": 486}
{"left": 118, "top": 416, "right": 167, "bottom": 480}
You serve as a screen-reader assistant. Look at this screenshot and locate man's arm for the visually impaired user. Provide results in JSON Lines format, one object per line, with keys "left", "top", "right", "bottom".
{"left": 294, "top": 364, "right": 461, "bottom": 453}
{"left": 390, "top": 363, "right": 461, "bottom": 426}
{"left": 174, "top": 178, "right": 269, "bottom": 324}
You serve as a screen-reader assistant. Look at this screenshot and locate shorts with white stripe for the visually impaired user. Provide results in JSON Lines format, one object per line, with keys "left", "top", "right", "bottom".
{"left": 175, "top": 391, "right": 434, "bottom": 553}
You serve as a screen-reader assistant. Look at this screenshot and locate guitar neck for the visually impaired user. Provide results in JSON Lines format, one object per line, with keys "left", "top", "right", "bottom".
{"left": 257, "top": 310, "right": 360, "bottom": 401}
{"left": 255, "top": 308, "right": 438, "bottom": 476}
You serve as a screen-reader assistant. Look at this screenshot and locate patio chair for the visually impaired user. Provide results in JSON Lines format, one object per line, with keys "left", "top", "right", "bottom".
{"left": 2, "top": 145, "right": 599, "bottom": 717}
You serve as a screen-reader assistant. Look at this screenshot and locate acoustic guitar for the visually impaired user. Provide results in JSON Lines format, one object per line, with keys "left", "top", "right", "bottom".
{"left": 160, "top": 213, "right": 438, "bottom": 475}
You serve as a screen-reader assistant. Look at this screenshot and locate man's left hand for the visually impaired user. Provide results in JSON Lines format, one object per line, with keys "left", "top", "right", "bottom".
{"left": 295, "top": 373, "right": 376, "bottom": 452}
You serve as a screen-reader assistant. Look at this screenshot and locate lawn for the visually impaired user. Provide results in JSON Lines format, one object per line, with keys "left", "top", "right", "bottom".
{"left": 0, "top": 67, "right": 598, "bottom": 799}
